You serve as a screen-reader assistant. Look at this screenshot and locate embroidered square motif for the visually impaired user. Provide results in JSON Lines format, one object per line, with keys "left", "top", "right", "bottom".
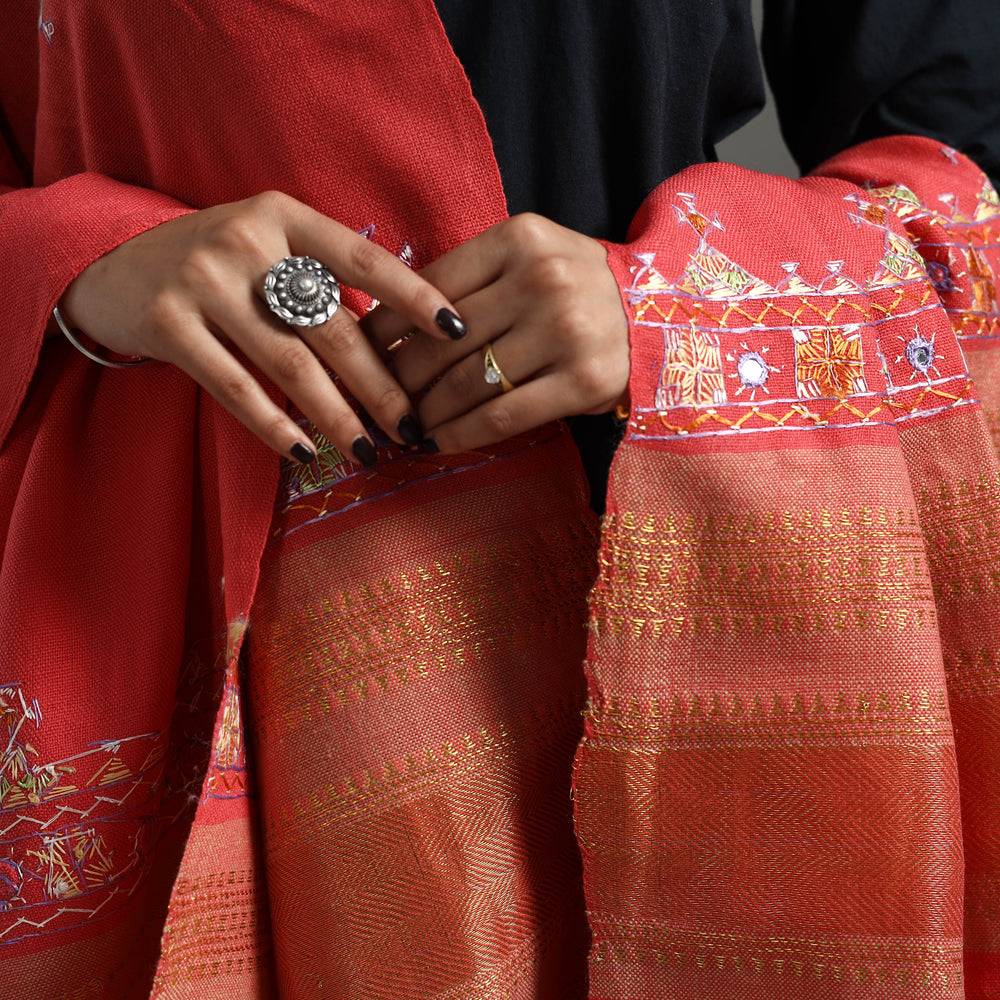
{"left": 656, "top": 331, "right": 726, "bottom": 409}
{"left": 793, "top": 326, "right": 867, "bottom": 399}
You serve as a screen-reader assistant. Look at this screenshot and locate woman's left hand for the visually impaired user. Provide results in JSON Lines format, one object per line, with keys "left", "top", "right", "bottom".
{"left": 364, "top": 213, "right": 630, "bottom": 453}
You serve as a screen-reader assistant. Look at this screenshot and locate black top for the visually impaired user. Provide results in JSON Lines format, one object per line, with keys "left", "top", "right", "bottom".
{"left": 435, "top": 0, "right": 763, "bottom": 243}
{"left": 437, "top": 0, "right": 1000, "bottom": 234}
{"left": 763, "top": 0, "right": 1000, "bottom": 189}
{"left": 434, "top": 0, "right": 1000, "bottom": 510}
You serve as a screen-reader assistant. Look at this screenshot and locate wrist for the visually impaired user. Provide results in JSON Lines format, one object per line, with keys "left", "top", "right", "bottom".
{"left": 52, "top": 306, "right": 153, "bottom": 369}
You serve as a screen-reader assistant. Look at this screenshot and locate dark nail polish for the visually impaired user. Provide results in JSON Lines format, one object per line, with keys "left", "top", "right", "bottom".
{"left": 397, "top": 413, "right": 423, "bottom": 446}
{"left": 290, "top": 442, "right": 316, "bottom": 464}
{"left": 418, "top": 438, "right": 439, "bottom": 454}
{"left": 352, "top": 435, "right": 378, "bottom": 467}
{"left": 436, "top": 308, "right": 467, "bottom": 340}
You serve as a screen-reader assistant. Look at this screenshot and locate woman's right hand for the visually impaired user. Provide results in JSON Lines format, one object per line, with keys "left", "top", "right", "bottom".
{"left": 58, "top": 191, "right": 466, "bottom": 465}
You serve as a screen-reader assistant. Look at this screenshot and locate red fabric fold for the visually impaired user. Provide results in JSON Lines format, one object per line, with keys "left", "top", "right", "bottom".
{"left": 585, "top": 135, "right": 1000, "bottom": 998}
{"left": 0, "top": 174, "right": 192, "bottom": 446}
{"left": 3, "top": 4, "right": 1000, "bottom": 998}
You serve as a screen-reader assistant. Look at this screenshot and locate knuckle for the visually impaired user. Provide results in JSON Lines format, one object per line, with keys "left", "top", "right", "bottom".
{"left": 145, "top": 292, "right": 182, "bottom": 331}
{"left": 143, "top": 298, "right": 189, "bottom": 356}
{"left": 214, "top": 370, "right": 256, "bottom": 409}
{"left": 345, "top": 237, "right": 384, "bottom": 280}
{"left": 210, "top": 212, "right": 267, "bottom": 258}
{"left": 269, "top": 341, "right": 313, "bottom": 382}
{"left": 261, "top": 411, "right": 291, "bottom": 445}
{"left": 370, "top": 381, "right": 407, "bottom": 417}
{"left": 531, "top": 254, "right": 576, "bottom": 296}
{"left": 413, "top": 286, "right": 445, "bottom": 323}
{"left": 250, "top": 189, "right": 292, "bottom": 216}
{"left": 405, "top": 338, "right": 449, "bottom": 378}
{"left": 178, "top": 247, "right": 224, "bottom": 291}
{"left": 549, "top": 303, "right": 589, "bottom": 343}
{"left": 507, "top": 212, "right": 551, "bottom": 253}
{"left": 443, "top": 361, "right": 478, "bottom": 400}
{"left": 324, "top": 412, "right": 359, "bottom": 450}
{"left": 483, "top": 403, "right": 518, "bottom": 439}
{"left": 575, "top": 356, "right": 612, "bottom": 400}
{"left": 415, "top": 333, "right": 452, "bottom": 365}
{"left": 316, "top": 316, "right": 358, "bottom": 356}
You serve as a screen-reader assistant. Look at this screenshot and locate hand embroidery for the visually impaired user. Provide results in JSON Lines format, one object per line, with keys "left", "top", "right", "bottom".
{"left": 38, "top": 0, "right": 54, "bottom": 44}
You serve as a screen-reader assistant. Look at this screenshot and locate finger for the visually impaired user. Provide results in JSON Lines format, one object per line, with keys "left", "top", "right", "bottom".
{"left": 416, "top": 330, "right": 546, "bottom": 431}
{"left": 420, "top": 373, "right": 576, "bottom": 455}
{"left": 364, "top": 223, "right": 513, "bottom": 353}
{"left": 164, "top": 311, "right": 321, "bottom": 465}
{"left": 276, "top": 195, "right": 469, "bottom": 342}
{"left": 297, "top": 307, "right": 425, "bottom": 447}
{"left": 209, "top": 298, "right": 385, "bottom": 466}
{"left": 391, "top": 278, "right": 519, "bottom": 394}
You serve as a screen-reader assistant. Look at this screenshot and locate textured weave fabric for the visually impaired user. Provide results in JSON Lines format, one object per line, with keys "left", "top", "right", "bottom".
{"left": 1, "top": 4, "right": 999, "bottom": 1000}
{"left": 244, "top": 425, "right": 597, "bottom": 998}
{"left": 0, "top": 3, "right": 509, "bottom": 997}
{"left": 585, "top": 138, "right": 1000, "bottom": 998}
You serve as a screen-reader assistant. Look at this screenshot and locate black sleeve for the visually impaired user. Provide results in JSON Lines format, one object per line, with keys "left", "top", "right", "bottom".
{"left": 761, "top": 0, "right": 1000, "bottom": 189}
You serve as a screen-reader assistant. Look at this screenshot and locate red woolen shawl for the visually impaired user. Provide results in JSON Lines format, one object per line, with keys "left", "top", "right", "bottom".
{"left": 1, "top": 3, "right": 999, "bottom": 999}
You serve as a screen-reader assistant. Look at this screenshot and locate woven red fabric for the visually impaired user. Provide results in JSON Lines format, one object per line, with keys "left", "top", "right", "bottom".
{"left": 1, "top": 4, "right": 999, "bottom": 1000}
{"left": 586, "top": 138, "right": 1000, "bottom": 999}
{"left": 0, "top": 3, "right": 508, "bottom": 996}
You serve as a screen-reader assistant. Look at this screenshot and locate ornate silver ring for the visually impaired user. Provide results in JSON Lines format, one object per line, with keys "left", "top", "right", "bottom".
{"left": 264, "top": 256, "right": 340, "bottom": 327}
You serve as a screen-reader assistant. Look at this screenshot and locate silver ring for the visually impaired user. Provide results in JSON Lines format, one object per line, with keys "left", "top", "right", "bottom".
{"left": 264, "top": 256, "right": 340, "bottom": 327}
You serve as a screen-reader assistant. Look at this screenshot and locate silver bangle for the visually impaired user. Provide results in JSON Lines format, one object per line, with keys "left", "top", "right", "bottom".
{"left": 53, "top": 306, "right": 153, "bottom": 369}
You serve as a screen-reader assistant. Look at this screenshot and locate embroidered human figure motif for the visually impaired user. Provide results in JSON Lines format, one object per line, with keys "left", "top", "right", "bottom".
{"left": 37, "top": 0, "right": 54, "bottom": 44}
{"left": 0, "top": 683, "right": 167, "bottom": 944}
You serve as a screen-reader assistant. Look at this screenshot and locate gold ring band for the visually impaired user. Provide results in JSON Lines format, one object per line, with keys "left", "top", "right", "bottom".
{"left": 482, "top": 341, "right": 515, "bottom": 393}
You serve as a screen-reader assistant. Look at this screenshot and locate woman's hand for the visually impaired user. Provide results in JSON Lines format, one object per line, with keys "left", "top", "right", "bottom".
{"left": 59, "top": 191, "right": 467, "bottom": 465}
{"left": 364, "top": 213, "right": 630, "bottom": 453}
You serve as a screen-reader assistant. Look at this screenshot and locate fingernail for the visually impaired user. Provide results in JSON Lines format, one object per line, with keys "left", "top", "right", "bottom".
{"left": 352, "top": 435, "right": 378, "bottom": 467}
{"left": 290, "top": 442, "right": 316, "bottom": 464}
{"left": 436, "top": 308, "right": 467, "bottom": 340}
{"left": 397, "top": 413, "right": 423, "bottom": 446}
{"left": 418, "top": 438, "right": 439, "bottom": 454}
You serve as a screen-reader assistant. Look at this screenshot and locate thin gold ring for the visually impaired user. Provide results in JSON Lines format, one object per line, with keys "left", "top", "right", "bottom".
{"left": 482, "top": 341, "right": 515, "bottom": 393}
